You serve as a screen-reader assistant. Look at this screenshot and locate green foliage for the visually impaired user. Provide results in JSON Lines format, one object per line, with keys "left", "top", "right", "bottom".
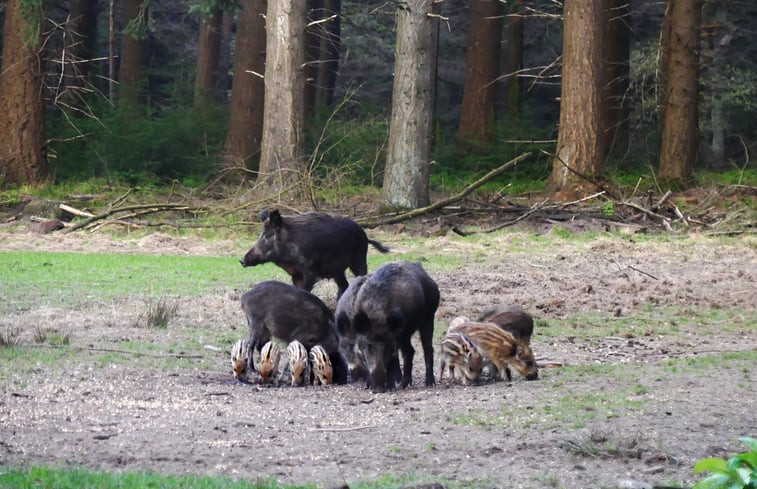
{"left": 431, "top": 119, "right": 553, "bottom": 195}
{"left": 306, "top": 108, "right": 390, "bottom": 187}
{"left": 46, "top": 104, "right": 227, "bottom": 186}
{"left": 693, "top": 437, "right": 757, "bottom": 489}
{"left": 122, "top": 0, "right": 155, "bottom": 40}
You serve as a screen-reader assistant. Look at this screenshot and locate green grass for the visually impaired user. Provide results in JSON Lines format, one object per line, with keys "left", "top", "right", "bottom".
{"left": 0, "top": 251, "right": 279, "bottom": 313}
{"left": 0, "top": 465, "right": 311, "bottom": 489}
{"left": 0, "top": 466, "right": 474, "bottom": 489}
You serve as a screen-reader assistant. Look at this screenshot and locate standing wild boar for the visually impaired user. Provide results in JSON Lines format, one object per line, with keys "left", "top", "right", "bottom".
{"left": 240, "top": 210, "right": 389, "bottom": 298}
{"left": 241, "top": 281, "right": 348, "bottom": 384}
{"left": 336, "top": 261, "right": 439, "bottom": 392}
{"left": 477, "top": 304, "right": 534, "bottom": 344}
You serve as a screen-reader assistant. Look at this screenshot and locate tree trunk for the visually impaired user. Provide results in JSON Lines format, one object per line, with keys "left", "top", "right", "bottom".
{"left": 304, "top": 0, "right": 321, "bottom": 117}
{"left": 659, "top": 1, "right": 673, "bottom": 123}
{"left": 382, "top": 0, "right": 441, "bottom": 210}
{"left": 119, "top": 0, "right": 148, "bottom": 107}
{"left": 602, "top": 0, "right": 630, "bottom": 151}
{"left": 658, "top": 0, "right": 701, "bottom": 185}
{"left": 222, "top": 0, "right": 266, "bottom": 172}
{"left": 194, "top": 6, "right": 223, "bottom": 109}
{"left": 458, "top": 0, "right": 502, "bottom": 150}
{"left": 62, "top": 0, "right": 98, "bottom": 107}
{"left": 548, "top": 0, "right": 607, "bottom": 200}
{"left": 0, "top": 0, "right": 47, "bottom": 186}
{"left": 256, "top": 0, "right": 307, "bottom": 201}
{"left": 315, "top": 0, "right": 341, "bottom": 109}
{"left": 503, "top": 0, "right": 523, "bottom": 120}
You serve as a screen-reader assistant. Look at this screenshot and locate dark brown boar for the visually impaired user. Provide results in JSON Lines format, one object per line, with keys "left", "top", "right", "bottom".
{"left": 336, "top": 261, "right": 439, "bottom": 393}
{"left": 241, "top": 281, "right": 348, "bottom": 384}
{"left": 240, "top": 210, "right": 389, "bottom": 298}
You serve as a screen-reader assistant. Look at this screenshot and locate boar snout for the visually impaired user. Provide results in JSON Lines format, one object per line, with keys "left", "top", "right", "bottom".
{"left": 525, "top": 371, "right": 539, "bottom": 381}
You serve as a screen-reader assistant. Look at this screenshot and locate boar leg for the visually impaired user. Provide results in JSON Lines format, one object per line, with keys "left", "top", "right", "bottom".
{"left": 419, "top": 323, "right": 436, "bottom": 386}
{"left": 334, "top": 273, "right": 350, "bottom": 300}
{"left": 398, "top": 339, "right": 414, "bottom": 388}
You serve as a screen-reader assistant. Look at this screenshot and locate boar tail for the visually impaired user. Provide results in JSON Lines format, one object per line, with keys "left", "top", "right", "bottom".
{"left": 368, "top": 239, "right": 390, "bottom": 254}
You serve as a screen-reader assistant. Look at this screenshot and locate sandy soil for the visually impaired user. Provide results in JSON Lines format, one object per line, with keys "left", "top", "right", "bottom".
{"left": 1, "top": 226, "right": 755, "bottom": 489}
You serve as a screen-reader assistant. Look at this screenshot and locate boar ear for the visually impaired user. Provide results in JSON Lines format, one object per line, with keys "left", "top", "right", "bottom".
{"left": 268, "top": 210, "right": 283, "bottom": 230}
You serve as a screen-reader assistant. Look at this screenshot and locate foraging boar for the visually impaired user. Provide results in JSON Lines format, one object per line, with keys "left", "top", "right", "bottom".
{"left": 230, "top": 339, "right": 250, "bottom": 380}
{"left": 477, "top": 304, "right": 534, "bottom": 344}
{"left": 310, "top": 345, "right": 334, "bottom": 386}
{"left": 241, "top": 281, "right": 348, "bottom": 384}
{"left": 334, "top": 275, "right": 369, "bottom": 383}
{"left": 336, "top": 261, "right": 439, "bottom": 392}
{"left": 259, "top": 341, "right": 282, "bottom": 383}
{"left": 439, "top": 332, "right": 483, "bottom": 386}
{"left": 240, "top": 210, "right": 389, "bottom": 298}
{"left": 448, "top": 321, "right": 538, "bottom": 381}
{"left": 287, "top": 340, "right": 310, "bottom": 386}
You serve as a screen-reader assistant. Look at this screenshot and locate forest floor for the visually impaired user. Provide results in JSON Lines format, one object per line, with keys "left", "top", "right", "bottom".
{"left": 1, "top": 198, "right": 756, "bottom": 489}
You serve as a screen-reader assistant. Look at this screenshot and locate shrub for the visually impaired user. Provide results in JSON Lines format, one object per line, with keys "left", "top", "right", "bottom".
{"left": 693, "top": 437, "right": 757, "bottom": 489}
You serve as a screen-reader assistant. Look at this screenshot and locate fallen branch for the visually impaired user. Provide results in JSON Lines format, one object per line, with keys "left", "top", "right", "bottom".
{"left": 357, "top": 152, "right": 531, "bottom": 228}
{"left": 453, "top": 197, "right": 550, "bottom": 236}
{"left": 24, "top": 343, "right": 204, "bottom": 359}
{"left": 62, "top": 203, "right": 204, "bottom": 233}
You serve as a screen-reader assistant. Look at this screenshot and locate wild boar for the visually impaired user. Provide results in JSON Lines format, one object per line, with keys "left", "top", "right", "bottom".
{"left": 336, "top": 261, "right": 439, "bottom": 392}
{"left": 241, "top": 280, "right": 348, "bottom": 384}
{"left": 310, "top": 345, "right": 334, "bottom": 386}
{"left": 439, "top": 332, "right": 483, "bottom": 386}
{"left": 230, "top": 339, "right": 250, "bottom": 380}
{"left": 287, "top": 340, "right": 310, "bottom": 386}
{"left": 335, "top": 275, "right": 369, "bottom": 383}
{"left": 448, "top": 321, "right": 538, "bottom": 381}
{"left": 259, "top": 341, "right": 282, "bottom": 383}
{"left": 477, "top": 304, "right": 534, "bottom": 344}
{"left": 240, "top": 210, "right": 389, "bottom": 298}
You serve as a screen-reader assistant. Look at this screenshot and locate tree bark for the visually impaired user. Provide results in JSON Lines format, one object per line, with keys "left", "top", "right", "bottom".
{"left": 504, "top": 0, "right": 523, "bottom": 121}
{"left": 382, "top": 0, "right": 441, "bottom": 210}
{"left": 602, "top": 0, "right": 630, "bottom": 151}
{"left": 458, "top": 0, "right": 503, "bottom": 149}
{"left": 119, "top": 0, "right": 148, "bottom": 107}
{"left": 222, "top": 0, "right": 266, "bottom": 172}
{"left": 314, "top": 0, "right": 341, "bottom": 110}
{"left": 659, "top": 0, "right": 701, "bottom": 185}
{"left": 256, "top": 0, "right": 307, "bottom": 200}
{"left": 548, "top": 0, "right": 608, "bottom": 200}
{"left": 194, "top": 6, "right": 223, "bottom": 109}
{"left": 0, "top": 0, "right": 47, "bottom": 186}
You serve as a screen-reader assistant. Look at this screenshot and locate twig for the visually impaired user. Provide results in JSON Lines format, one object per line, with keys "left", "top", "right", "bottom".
{"left": 357, "top": 152, "right": 531, "bottom": 228}
{"left": 311, "top": 425, "right": 378, "bottom": 432}
{"left": 651, "top": 190, "right": 672, "bottom": 211}
{"left": 453, "top": 197, "right": 550, "bottom": 236}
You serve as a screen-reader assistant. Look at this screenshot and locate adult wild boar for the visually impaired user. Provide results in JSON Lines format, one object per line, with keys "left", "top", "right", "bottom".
{"left": 241, "top": 281, "right": 348, "bottom": 384}
{"left": 240, "top": 210, "right": 389, "bottom": 298}
{"left": 336, "top": 261, "right": 439, "bottom": 392}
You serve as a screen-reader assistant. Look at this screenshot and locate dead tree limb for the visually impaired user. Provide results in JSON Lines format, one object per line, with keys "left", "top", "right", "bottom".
{"left": 357, "top": 152, "right": 531, "bottom": 228}
{"left": 62, "top": 203, "right": 204, "bottom": 233}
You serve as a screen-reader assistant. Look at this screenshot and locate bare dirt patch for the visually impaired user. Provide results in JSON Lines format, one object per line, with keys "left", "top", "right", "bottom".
{"left": 1, "top": 227, "right": 755, "bottom": 489}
